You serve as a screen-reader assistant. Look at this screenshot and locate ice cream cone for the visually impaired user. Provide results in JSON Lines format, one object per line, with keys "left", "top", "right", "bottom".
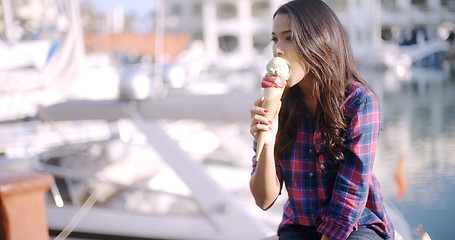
{"left": 255, "top": 57, "right": 289, "bottom": 160}
{"left": 255, "top": 85, "right": 285, "bottom": 160}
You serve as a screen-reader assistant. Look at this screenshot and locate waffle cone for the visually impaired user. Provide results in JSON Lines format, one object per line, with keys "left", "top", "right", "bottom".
{"left": 256, "top": 87, "right": 285, "bottom": 160}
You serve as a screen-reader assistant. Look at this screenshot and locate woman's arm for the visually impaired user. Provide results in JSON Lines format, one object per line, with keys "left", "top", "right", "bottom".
{"left": 249, "top": 97, "right": 282, "bottom": 210}
{"left": 249, "top": 140, "right": 281, "bottom": 210}
{"left": 318, "top": 91, "right": 381, "bottom": 240}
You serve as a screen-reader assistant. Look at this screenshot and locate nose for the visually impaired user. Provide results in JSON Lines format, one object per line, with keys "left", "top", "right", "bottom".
{"left": 273, "top": 43, "right": 284, "bottom": 57}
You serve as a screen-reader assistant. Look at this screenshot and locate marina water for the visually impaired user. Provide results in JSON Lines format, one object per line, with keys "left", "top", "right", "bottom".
{"left": 362, "top": 64, "right": 455, "bottom": 239}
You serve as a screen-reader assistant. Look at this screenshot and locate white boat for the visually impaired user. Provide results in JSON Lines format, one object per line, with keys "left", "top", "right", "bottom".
{"left": 398, "top": 28, "right": 451, "bottom": 67}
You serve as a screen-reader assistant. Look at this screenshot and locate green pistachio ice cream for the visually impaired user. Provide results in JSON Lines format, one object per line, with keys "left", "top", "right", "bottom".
{"left": 265, "top": 57, "right": 289, "bottom": 80}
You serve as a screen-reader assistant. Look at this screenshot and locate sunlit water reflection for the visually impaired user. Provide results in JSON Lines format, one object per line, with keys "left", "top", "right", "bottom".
{"left": 363, "top": 65, "right": 455, "bottom": 239}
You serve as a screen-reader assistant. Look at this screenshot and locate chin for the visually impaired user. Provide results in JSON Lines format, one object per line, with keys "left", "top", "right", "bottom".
{"left": 286, "top": 80, "right": 299, "bottom": 88}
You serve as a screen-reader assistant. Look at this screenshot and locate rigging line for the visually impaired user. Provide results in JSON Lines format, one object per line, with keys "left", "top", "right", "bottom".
{"left": 53, "top": 174, "right": 108, "bottom": 240}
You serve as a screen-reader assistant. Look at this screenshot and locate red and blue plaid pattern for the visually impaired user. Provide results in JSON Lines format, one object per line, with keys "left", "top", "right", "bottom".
{"left": 252, "top": 82, "right": 394, "bottom": 240}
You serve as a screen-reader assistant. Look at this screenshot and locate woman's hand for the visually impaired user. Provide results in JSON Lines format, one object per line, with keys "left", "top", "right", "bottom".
{"left": 321, "top": 234, "right": 330, "bottom": 240}
{"left": 249, "top": 97, "right": 280, "bottom": 146}
{"left": 249, "top": 97, "right": 282, "bottom": 210}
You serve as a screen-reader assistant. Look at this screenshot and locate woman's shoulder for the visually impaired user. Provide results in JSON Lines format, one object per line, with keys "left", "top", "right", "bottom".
{"left": 344, "top": 81, "right": 379, "bottom": 114}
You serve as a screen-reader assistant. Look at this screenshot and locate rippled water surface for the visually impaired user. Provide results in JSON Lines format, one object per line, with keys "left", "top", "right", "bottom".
{"left": 363, "top": 65, "right": 455, "bottom": 239}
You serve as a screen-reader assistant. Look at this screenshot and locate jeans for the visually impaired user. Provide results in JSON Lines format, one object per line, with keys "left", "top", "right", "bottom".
{"left": 279, "top": 225, "right": 384, "bottom": 240}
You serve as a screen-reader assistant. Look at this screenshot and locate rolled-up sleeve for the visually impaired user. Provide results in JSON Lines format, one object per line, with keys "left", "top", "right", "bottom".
{"left": 318, "top": 91, "right": 381, "bottom": 240}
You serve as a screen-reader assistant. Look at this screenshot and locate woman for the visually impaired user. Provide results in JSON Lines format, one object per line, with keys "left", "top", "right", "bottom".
{"left": 249, "top": 0, "right": 394, "bottom": 239}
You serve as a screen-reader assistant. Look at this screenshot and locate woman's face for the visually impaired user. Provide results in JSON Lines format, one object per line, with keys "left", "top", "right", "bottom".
{"left": 271, "top": 13, "right": 308, "bottom": 88}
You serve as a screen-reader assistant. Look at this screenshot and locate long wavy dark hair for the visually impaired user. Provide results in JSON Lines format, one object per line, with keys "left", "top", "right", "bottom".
{"left": 274, "top": 0, "right": 370, "bottom": 167}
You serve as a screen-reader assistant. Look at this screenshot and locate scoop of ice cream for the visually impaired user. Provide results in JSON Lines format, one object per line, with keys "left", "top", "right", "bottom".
{"left": 265, "top": 57, "right": 289, "bottom": 80}
{"left": 261, "top": 76, "right": 287, "bottom": 88}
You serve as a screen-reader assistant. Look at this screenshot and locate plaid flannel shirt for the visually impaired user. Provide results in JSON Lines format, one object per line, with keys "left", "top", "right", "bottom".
{"left": 252, "top": 82, "right": 394, "bottom": 240}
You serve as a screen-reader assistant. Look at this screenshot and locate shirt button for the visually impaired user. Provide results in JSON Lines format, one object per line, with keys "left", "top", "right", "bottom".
{"left": 309, "top": 149, "right": 313, "bottom": 153}
{"left": 310, "top": 213, "right": 315, "bottom": 217}
{"left": 309, "top": 173, "right": 313, "bottom": 178}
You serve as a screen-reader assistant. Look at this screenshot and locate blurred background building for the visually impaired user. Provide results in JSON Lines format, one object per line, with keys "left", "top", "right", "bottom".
{"left": 3, "top": 0, "right": 452, "bottom": 75}
{"left": 80, "top": 0, "right": 455, "bottom": 68}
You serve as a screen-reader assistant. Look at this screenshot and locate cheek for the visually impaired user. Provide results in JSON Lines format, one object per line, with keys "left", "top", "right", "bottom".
{"left": 286, "top": 66, "right": 307, "bottom": 87}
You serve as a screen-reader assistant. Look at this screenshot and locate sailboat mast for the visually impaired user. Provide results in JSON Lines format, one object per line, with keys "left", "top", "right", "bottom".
{"left": 154, "top": 0, "right": 165, "bottom": 98}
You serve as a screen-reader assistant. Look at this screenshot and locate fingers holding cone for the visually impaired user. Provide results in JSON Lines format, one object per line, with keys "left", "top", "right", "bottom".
{"left": 255, "top": 100, "right": 281, "bottom": 160}
{"left": 250, "top": 97, "right": 272, "bottom": 140}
